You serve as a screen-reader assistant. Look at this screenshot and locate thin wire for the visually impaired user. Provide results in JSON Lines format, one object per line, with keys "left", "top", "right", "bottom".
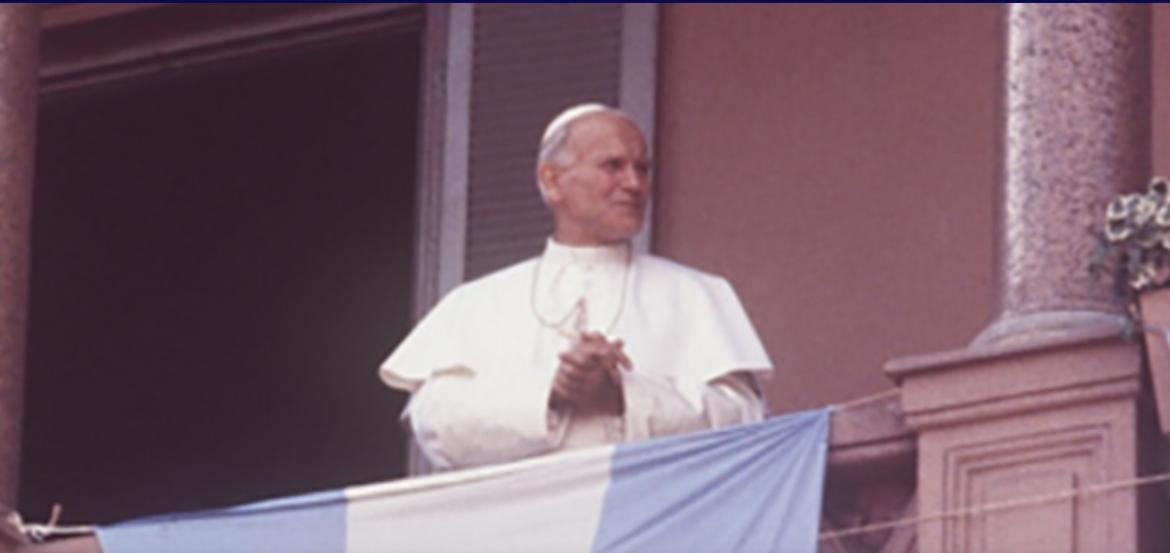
{"left": 829, "top": 388, "right": 901, "bottom": 411}
{"left": 818, "top": 471, "right": 1170, "bottom": 541}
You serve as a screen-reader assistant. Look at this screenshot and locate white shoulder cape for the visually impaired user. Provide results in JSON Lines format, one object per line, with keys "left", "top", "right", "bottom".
{"left": 379, "top": 253, "right": 772, "bottom": 408}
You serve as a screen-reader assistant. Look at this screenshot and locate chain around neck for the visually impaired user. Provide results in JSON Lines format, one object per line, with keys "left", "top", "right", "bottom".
{"left": 530, "top": 242, "right": 633, "bottom": 340}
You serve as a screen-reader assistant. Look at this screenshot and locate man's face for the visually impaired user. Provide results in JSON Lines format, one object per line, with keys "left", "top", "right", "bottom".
{"left": 541, "top": 114, "right": 651, "bottom": 246}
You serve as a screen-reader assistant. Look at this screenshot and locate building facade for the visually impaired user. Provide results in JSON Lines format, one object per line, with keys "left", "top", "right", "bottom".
{"left": 2, "top": 3, "right": 1170, "bottom": 551}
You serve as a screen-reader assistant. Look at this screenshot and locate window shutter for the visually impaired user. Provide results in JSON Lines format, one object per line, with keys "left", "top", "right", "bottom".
{"left": 463, "top": 4, "right": 625, "bottom": 280}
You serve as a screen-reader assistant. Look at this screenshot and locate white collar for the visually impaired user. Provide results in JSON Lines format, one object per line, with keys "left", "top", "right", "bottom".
{"left": 541, "top": 237, "right": 630, "bottom": 269}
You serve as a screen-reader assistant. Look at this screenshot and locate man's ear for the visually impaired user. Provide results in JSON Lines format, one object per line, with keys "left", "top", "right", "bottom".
{"left": 538, "top": 164, "right": 563, "bottom": 204}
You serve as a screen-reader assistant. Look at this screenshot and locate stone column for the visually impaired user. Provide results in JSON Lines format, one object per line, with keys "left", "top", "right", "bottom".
{"left": 887, "top": 5, "right": 1157, "bottom": 552}
{"left": 976, "top": 3, "right": 1151, "bottom": 346}
{"left": 0, "top": 4, "right": 39, "bottom": 508}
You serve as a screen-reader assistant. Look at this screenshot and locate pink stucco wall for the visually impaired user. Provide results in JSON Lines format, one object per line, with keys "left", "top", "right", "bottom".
{"left": 1156, "top": 5, "right": 1170, "bottom": 176}
{"left": 654, "top": 5, "right": 1001, "bottom": 412}
{"left": 657, "top": 4, "right": 1170, "bottom": 413}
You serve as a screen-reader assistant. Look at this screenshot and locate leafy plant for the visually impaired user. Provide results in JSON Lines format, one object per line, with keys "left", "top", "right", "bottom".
{"left": 1090, "top": 177, "right": 1170, "bottom": 313}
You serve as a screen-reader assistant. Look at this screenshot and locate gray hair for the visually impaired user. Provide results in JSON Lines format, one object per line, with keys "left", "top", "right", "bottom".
{"left": 535, "top": 102, "right": 632, "bottom": 202}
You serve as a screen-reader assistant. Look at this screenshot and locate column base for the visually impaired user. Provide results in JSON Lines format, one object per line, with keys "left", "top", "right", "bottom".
{"left": 971, "top": 309, "right": 1127, "bottom": 348}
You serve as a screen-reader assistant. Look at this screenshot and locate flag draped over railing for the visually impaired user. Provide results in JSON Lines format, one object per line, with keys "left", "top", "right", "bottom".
{"left": 96, "top": 408, "right": 830, "bottom": 553}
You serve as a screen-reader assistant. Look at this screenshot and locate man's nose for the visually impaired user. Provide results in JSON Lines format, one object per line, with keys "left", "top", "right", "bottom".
{"left": 617, "top": 165, "right": 647, "bottom": 192}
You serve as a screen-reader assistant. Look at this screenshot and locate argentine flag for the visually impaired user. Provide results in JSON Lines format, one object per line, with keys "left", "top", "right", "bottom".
{"left": 97, "top": 408, "right": 830, "bottom": 553}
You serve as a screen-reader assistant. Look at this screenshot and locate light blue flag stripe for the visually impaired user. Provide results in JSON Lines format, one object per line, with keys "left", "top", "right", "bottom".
{"left": 95, "top": 489, "right": 347, "bottom": 553}
{"left": 593, "top": 408, "right": 830, "bottom": 553}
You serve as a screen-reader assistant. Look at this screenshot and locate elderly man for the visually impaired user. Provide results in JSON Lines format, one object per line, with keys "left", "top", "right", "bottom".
{"left": 380, "top": 103, "right": 771, "bottom": 471}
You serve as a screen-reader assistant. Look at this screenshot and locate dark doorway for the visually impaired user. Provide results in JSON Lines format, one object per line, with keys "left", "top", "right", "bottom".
{"left": 21, "top": 26, "right": 420, "bottom": 523}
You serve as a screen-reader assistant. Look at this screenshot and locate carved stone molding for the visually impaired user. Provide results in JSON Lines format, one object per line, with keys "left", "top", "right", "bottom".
{"left": 38, "top": 4, "right": 420, "bottom": 97}
{"left": 939, "top": 422, "right": 1114, "bottom": 552}
{"left": 889, "top": 329, "right": 1147, "bottom": 553}
{"left": 890, "top": 325, "right": 1140, "bottom": 431}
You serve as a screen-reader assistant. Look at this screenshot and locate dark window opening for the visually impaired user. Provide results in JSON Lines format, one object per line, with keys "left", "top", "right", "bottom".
{"left": 23, "top": 25, "right": 420, "bottom": 524}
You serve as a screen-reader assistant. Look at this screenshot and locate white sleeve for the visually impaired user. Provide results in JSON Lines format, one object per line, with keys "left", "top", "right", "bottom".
{"left": 621, "top": 371, "right": 764, "bottom": 442}
{"left": 407, "top": 366, "right": 569, "bottom": 470}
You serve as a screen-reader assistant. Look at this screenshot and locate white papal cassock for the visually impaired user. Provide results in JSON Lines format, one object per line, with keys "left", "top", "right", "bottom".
{"left": 379, "top": 238, "right": 773, "bottom": 470}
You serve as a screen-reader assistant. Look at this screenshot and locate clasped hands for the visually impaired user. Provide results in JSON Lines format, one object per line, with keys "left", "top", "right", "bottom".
{"left": 549, "top": 332, "right": 631, "bottom": 416}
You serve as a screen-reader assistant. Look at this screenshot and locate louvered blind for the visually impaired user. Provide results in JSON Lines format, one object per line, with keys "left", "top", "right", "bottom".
{"left": 464, "top": 4, "right": 623, "bottom": 280}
